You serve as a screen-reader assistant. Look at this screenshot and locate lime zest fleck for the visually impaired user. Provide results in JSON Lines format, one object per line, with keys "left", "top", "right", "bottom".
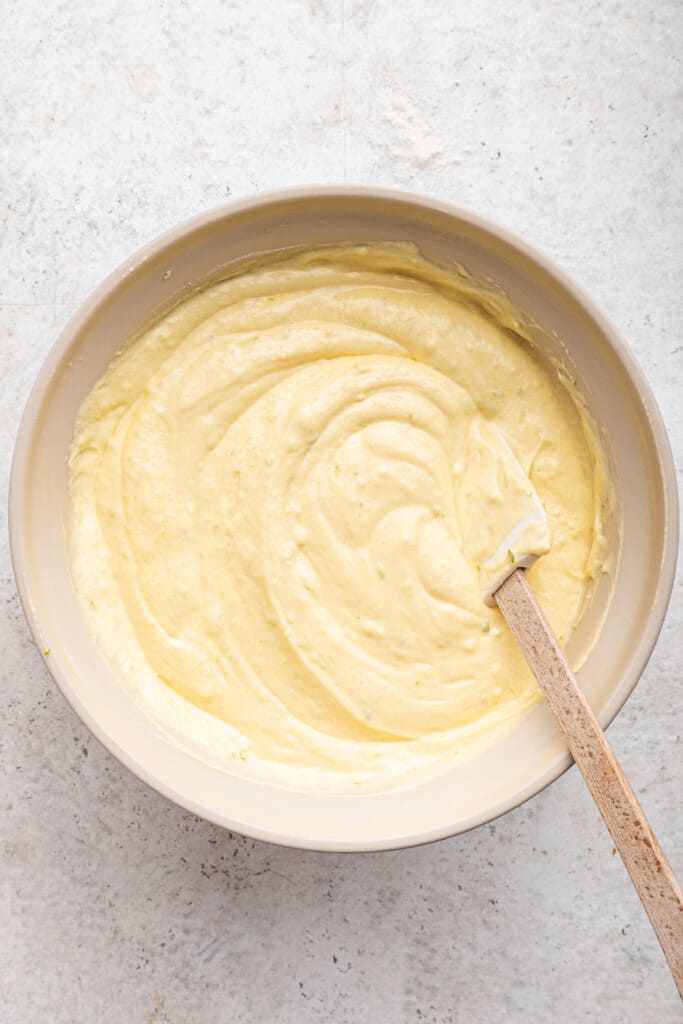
{"left": 508, "top": 549, "right": 516, "bottom": 565}
{"left": 481, "top": 622, "right": 490, "bottom": 634}
{"left": 43, "top": 648, "right": 51, "bottom": 657}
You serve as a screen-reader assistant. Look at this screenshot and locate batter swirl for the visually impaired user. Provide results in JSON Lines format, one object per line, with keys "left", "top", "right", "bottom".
{"left": 69, "top": 246, "right": 609, "bottom": 790}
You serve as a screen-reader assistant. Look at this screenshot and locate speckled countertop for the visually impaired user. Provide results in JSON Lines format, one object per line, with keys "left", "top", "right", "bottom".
{"left": 1, "top": 2, "right": 681, "bottom": 1021}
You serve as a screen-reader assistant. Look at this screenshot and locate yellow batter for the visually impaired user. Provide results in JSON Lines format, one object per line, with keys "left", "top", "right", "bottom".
{"left": 68, "top": 245, "right": 609, "bottom": 791}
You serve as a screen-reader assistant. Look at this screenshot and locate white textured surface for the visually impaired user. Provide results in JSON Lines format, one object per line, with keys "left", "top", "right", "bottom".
{"left": 1, "top": 1, "right": 681, "bottom": 1020}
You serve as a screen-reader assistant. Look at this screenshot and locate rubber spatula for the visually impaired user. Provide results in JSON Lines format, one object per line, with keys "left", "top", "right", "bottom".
{"left": 474, "top": 430, "right": 683, "bottom": 997}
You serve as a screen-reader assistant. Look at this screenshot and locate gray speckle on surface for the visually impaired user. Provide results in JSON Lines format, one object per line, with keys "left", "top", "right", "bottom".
{"left": 1, "top": 1, "right": 681, "bottom": 1021}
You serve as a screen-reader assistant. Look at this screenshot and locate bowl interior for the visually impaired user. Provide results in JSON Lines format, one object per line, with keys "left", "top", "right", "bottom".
{"left": 10, "top": 189, "right": 677, "bottom": 850}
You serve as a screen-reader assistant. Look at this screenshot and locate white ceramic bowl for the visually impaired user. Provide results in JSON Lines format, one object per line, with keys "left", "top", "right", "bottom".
{"left": 9, "top": 187, "right": 678, "bottom": 851}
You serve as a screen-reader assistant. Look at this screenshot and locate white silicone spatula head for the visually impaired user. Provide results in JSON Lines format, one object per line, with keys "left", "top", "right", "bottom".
{"left": 457, "top": 419, "right": 551, "bottom": 604}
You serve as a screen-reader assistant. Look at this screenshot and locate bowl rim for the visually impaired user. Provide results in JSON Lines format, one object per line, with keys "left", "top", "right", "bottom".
{"left": 9, "top": 184, "right": 680, "bottom": 851}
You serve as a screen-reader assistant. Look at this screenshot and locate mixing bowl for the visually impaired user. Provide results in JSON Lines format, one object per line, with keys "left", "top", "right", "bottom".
{"left": 9, "top": 187, "right": 678, "bottom": 851}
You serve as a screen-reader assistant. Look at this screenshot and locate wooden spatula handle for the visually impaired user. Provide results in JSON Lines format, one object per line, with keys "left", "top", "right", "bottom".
{"left": 495, "top": 568, "right": 683, "bottom": 996}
